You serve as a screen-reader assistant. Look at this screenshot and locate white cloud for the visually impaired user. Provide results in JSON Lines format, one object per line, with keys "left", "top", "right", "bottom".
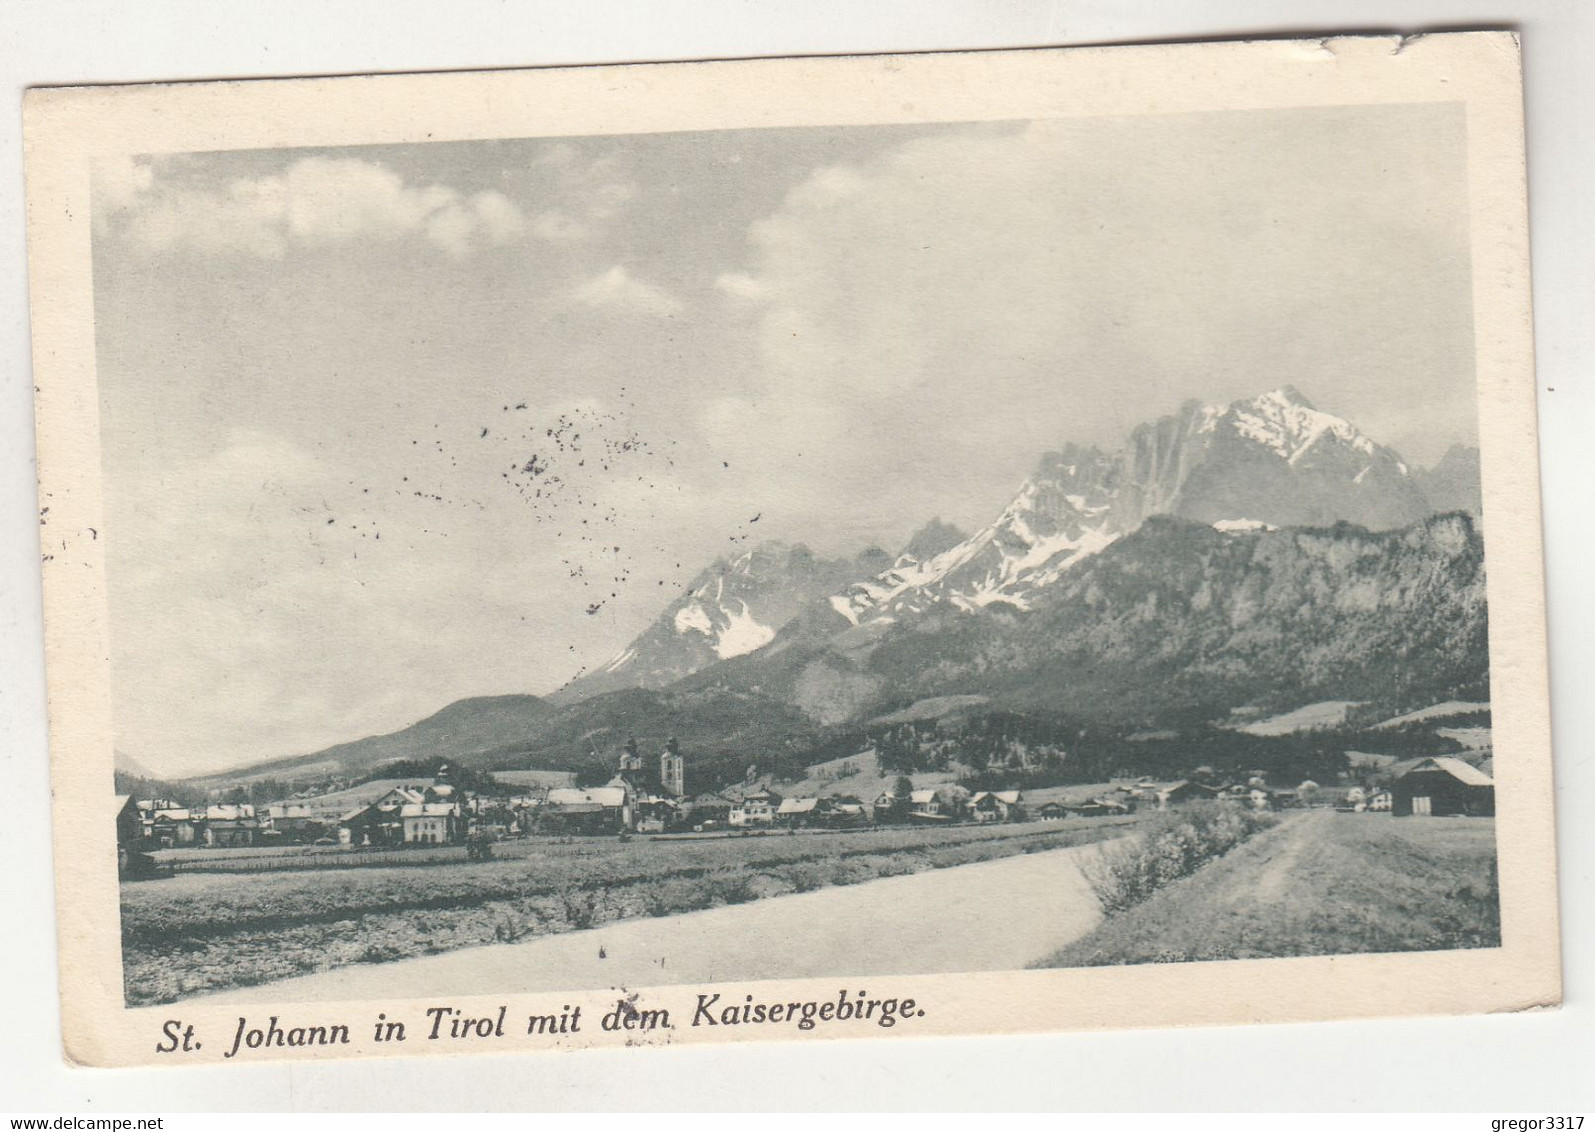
{"left": 111, "top": 156, "right": 527, "bottom": 259}
{"left": 573, "top": 265, "right": 684, "bottom": 317}
{"left": 787, "top": 164, "right": 870, "bottom": 211}
{"left": 424, "top": 204, "right": 477, "bottom": 259}
{"left": 423, "top": 192, "right": 524, "bottom": 258}
{"left": 693, "top": 114, "right": 1477, "bottom": 550}
{"left": 467, "top": 190, "right": 524, "bottom": 241}
{"left": 713, "top": 271, "right": 770, "bottom": 301}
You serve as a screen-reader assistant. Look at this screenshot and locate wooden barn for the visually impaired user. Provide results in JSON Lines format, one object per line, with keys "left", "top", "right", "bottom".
{"left": 1392, "top": 757, "right": 1495, "bottom": 817}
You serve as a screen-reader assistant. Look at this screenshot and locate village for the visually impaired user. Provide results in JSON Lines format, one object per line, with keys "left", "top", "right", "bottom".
{"left": 114, "top": 726, "right": 1496, "bottom": 876}
{"left": 110, "top": 703, "right": 1502, "bottom": 1006}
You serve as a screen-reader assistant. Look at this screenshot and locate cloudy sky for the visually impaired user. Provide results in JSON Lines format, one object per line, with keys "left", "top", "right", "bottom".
{"left": 91, "top": 103, "right": 1476, "bottom": 776}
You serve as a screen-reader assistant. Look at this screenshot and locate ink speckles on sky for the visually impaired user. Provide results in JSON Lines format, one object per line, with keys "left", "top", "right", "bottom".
{"left": 90, "top": 110, "right": 1477, "bottom": 772}
{"left": 483, "top": 398, "right": 680, "bottom": 617}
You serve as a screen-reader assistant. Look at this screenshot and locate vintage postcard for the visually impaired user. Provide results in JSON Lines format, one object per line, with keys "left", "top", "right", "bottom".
{"left": 24, "top": 33, "right": 1558, "bottom": 1068}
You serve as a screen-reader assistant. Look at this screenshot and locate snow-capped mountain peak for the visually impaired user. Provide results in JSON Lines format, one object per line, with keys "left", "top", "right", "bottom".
{"left": 673, "top": 582, "right": 777, "bottom": 661}
{"left": 556, "top": 541, "right": 878, "bottom": 702}
{"left": 831, "top": 445, "right": 1123, "bottom": 624}
{"left": 1222, "top": 386, "right": 1388, "bottom": 468}
{"left": 560, "top": 386, "right": 1447, "bottom": 700}
{"left": 830, "top": 387, "right": 1431, "bottom": 628}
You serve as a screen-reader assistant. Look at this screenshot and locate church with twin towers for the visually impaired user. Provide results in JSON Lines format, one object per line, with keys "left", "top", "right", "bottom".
{"left": 616, "top": 737, "right": 686, "bottom": 798}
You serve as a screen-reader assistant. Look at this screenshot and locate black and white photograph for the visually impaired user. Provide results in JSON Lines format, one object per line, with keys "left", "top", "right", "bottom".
{"left": 19, "top": 33, "right": 1560, "bottom": 1071}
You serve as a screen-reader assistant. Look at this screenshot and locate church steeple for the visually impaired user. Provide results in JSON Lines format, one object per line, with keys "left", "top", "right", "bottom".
{"left": 660, "top": 737, "right": 685, "bottom": 797}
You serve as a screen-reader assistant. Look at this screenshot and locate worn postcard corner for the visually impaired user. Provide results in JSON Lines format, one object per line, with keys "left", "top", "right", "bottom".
{"left": 23, "top": 31, "right": 1558, "bottom": 1069}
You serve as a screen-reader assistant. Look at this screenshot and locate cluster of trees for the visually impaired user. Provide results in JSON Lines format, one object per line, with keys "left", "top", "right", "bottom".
{"left": 1349, "top": 720, "right": 1482, "bottom": 759}
{"left": 205, "top": 761, "right": 516, "bottom": 807}
{"left": 356, "top": 759, "right": 508, "bottom": 796}
{"left": 873, "top": 723, "right": 959, "bottom": 774}
{"left": 213, "top": 777, "right": 301, "bottom": 806}
{"left": 872, "top": 712, "right": 1072, "bottom": 776}
{"left": 116, "top": 768, "right": 334, "bottom": 809}
{"left": 570, "top": 734, "right": 831, "bottom": 792}
{"left": 1063, "top": 728, "right": 1353, "bottom": 787}
{"left": 847, "top": 706, "right": 1491, "bottom": 792}
{"left": 112, "top": 771, "right": 205, "bottom": 807}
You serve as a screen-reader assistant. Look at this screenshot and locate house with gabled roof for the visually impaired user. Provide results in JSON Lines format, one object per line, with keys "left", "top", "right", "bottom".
{"left": 1392, "top": 756, "right": 1495, "bottom": 816}
{"left": 907, "top": 786, "right": 966, "bottom": 821}
{"left": 969, "top": 790, "right": 1024, "bottom": 823}
{"left": 400, "top": 802, "right": 463, "bottom": 844}
{"left": 729, "top": 784, "right": 782, "bottom": 827}
{"left": 685, "top": 791, "right": 734, "bottom": 828}
{"left": 634, "top": 794, "right": 681, "bottom": 833}
{"left": 1065, "top": 795, "right": 1134, "bottom": 817}
{"left": 1034, "top": 801, "right": 1069, "bottom": 822}
{"left": 145, "top": 804, "right": 199, "bottom": 847}
{"left": 819, "top": 799, "right": 871, "bottom": 828}
{"left": 202, "top": 803, "right": 261, "bottom": 847}
{"left": 115, "top": 794, "right": 140, "bottom": 847}
{"left": 116, "top": 795, "right": 166, "bottom": 877}
{"left": 775, "top": 796, "right": 822, "bottom": 828}
{"left": 543, "top": 784, "right": 633, "bottom": 834}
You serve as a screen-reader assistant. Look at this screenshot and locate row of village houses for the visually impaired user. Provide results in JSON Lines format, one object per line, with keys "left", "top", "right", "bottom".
{"left": 1069, "top": 757, "right": 1494, "bottom": 817}
{"left": 705, "top": 757, "right": 1495, "bottom": 827}
{"left": 120, "top": 776, "right": 478, "bottom": 850}
{"left": 119, "top": 782, "right": 1035, "bottom": 850}
{"left": 117, "top": 753, "right": 1493, "bottom": 856}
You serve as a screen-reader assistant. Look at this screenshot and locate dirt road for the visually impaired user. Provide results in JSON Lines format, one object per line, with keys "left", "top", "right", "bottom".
{"left": 204, "top": 840, "right": 1109, "bottom": 1004}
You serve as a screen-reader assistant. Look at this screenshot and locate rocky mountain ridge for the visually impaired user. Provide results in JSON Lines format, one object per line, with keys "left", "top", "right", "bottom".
{"left": 205, "top": 509, "right": 1489, "bottom": 792}
{"left": 569, "top": 387, "right": 1468, "bottom": 701}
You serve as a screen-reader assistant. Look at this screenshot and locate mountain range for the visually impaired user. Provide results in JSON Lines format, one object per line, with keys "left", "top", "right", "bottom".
{"left": 194, "top": 387, "right": 1488, "bottom": 790}
{"left": 566, "top": 386, "right": 1468, "bottom": 701}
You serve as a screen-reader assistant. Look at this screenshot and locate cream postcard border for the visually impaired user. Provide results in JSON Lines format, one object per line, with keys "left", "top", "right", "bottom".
{"left": 23, "top": 33, "right": 1559, "bottom": 1068}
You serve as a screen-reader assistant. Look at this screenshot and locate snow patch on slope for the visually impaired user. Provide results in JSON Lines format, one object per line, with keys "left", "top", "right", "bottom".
{"left": 1213, "top": 518, "right": 1277, "bottom": 533}
{"left": 674, "top": 604, "right": 713, "bottom": 636}
{"left": 715, "top": 601, "right": 777, "bottom": 660}
{"left": 602, "top": 647, "right": 637, "bottom": 673}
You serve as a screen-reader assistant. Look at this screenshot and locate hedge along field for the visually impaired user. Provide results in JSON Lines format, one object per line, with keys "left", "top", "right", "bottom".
{"left": 123, "top": 818, "right": 1142, "bottom": 1004}
{"left": 1037, "top": 810, "right": 1499, "bottom": 969}
{"left": 1079, "top": 802, "right": 1278, "bottom": 914}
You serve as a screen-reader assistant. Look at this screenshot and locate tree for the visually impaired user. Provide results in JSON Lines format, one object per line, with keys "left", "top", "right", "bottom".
{"left": 886, "top": 775, "right": 914, "bottom": 823}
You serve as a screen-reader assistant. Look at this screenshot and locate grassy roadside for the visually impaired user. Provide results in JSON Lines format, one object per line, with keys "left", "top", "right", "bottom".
{"left": 1035, "top": 810, "right": 1499, "bottom": 968}
{"left": 124, "top": 819, "right": 1140, "bottom": 1004}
